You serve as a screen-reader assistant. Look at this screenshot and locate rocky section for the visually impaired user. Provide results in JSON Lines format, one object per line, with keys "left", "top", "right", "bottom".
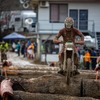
{"left": 11, "top": 73, "right": 100, "bottom": 99}
{"left": 13, "top": 91, "right": 98, "bottom": 100}
{"left": 2, "top": 52, "right": 100, "bottom": 100}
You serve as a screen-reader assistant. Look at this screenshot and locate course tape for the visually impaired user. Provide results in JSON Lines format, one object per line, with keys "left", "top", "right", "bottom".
{"left": 83, "top": 56, "right": 98, "bottom": 58}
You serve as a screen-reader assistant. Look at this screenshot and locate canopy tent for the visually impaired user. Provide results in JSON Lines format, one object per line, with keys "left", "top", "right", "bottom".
{"left": 3, "top": 32, "right": 26, "bottom": 40}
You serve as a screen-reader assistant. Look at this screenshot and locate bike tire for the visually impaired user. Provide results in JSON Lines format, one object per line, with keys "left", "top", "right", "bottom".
{"left": 66, "top": 58, "right": 71, "bottom": 85}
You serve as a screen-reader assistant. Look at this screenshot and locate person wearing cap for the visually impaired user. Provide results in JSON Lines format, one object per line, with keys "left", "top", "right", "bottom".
{"left": 53, "top": 17, "right": 84, "bottom": 74}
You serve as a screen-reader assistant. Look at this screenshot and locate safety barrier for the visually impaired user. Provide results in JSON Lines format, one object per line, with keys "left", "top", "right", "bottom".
{"left": 83, "top": 56, "right": 98, "bottom": 58}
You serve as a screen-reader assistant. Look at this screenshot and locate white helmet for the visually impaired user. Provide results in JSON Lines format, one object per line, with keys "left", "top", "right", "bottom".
{"left": 64, "top": 17, "right": 74, "bottom": 28}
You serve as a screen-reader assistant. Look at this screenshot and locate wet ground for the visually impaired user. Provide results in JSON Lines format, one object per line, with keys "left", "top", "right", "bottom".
{"left": 1, "top": 52, "right": 100, "bottom": 100}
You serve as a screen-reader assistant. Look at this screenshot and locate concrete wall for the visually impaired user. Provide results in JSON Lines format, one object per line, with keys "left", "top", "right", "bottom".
{"left": 37, "top": 2, "right": 100, "bottom": 62}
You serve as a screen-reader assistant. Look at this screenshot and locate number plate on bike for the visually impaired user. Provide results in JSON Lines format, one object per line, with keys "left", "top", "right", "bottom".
{"left": 65, "top": 42, "right": 73, "bottom": 50}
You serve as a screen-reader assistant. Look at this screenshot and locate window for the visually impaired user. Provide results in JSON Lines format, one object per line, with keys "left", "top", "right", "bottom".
{"left": 79, "top": 10, "right": 88, "bottom": 30}
{"left": 69, "top": 9, "right": 88, "bottom": 30}
{"left": 69, "top": 9, "right": 78, "bottom": 28}
{"left": 50, "top": 4, "right": 68, "bottom": 23}
{"left": 15, "top": 17, "right": 20, "bottom": 22}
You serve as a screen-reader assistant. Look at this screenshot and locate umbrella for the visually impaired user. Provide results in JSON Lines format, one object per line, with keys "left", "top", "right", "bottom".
{"left": 3, "top": 32, "right": 26, "bottom": 40}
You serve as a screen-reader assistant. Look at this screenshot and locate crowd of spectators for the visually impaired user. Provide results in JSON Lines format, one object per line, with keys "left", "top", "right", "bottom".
{"left": 78, "top": 47, "right": 100, "bottom": 70}
{"left": 11, "top": 39, "right": 37, "bottom": 60}
{"left": 0, "top": 39, "right": 37, "bottom": 62}
{"left": 1, "top": 40, "right": 100, "bottom": 71}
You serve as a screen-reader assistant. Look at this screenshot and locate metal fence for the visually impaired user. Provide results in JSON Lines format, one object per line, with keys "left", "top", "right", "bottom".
{"left": 35, "top": 20, "right": 95, "bottom": 34}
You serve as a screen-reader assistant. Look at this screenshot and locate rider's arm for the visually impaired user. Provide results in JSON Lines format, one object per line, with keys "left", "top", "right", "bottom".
{"left": 74, "top": 28, "right": 84, "bottom": 45}
{"left": 53, "top": 30, "right": 62, "bottom": 44}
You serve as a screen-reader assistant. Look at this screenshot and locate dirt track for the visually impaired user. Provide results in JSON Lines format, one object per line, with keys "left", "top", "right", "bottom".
{"left": 1, "top": 52, "right": 100, "bottom": 100}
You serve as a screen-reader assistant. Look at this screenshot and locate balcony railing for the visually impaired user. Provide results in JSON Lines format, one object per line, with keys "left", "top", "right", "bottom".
{"left": 35, "top": 20, "right": 95, "bottom": 35}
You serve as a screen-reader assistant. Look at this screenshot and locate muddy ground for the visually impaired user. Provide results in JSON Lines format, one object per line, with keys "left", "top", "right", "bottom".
{"left": 1, "top": 52, "right": 100, "bottom": 100}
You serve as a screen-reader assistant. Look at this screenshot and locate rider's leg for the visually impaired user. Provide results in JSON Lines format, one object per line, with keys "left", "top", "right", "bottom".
{"left": 74, "top": 53, "right": 80, "bottom": 75}
{"left": 58, "top": 52, "right": 64, "bottom": 74}
{"left": 58, "top": 52, "right": 64, "bottom": 70}
{"left": 74, "top": 53, "right": 79, "bottom": 68}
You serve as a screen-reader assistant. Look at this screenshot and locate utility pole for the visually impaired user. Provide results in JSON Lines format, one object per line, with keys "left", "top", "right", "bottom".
{"left": 0, "top": 0, "right": 4, "bottom": 38}
{"left": 93, "top": 21, "right": 98, "bottom": 50}
{"left": 36, "top": 21, "right": 41, "bottom": 62}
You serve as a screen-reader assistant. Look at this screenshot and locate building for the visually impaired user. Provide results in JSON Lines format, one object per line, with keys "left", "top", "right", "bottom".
{"left": 32, "top": 0, "right": 100, "bottom": 62}
{"left": 30, "top": 0, "right": 100, "bottom": 62}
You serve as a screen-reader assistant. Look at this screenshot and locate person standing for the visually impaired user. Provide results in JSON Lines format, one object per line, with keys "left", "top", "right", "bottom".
{"left": 0, "top": 41, "right": 7, "bottom": 62}
{"left": 27, "top": 43, "right": 34, "bottom": 59}
{"left": 16, "top": 42, "right": 21, "bottom": 56}
{"left": 91, "top": 48, "right": 97, "bottom": 70}
{"left": 12, "top": 42, "right": 16, "bottom": 52}
{"left": 84, "top": 49, "right": 91, "bottom": 70}
{"left": 95, "top": 55, "right": 100, "bottom": 79}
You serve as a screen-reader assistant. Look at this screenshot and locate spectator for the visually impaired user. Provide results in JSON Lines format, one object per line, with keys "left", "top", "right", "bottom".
{"left": 96, "top": 50, "right": 100, "bottom": 56}
{"left": 27, "top": 43, "right": 34, "bottom": 59}
{"left": 12, "top": 42, "right": 16, "bottom": 52}
{"left": 0, "top": 42, "right": 7, "bottom": 62}
{"left": 2, "top": 60, "right": 12, "bottom": 78}
{"left": 27, "top": 40, "right": 31, "bottom": 47}
{"left": 91, "top": 48, "right": 97, "bottom": 70}
{"left": 16, "top": 42, "right": 21, "bottom": 56}
{"left": 84, "top": 49, "right": 91, "bottom": 70}
{"left": 34, "top": 41, "right": 37, "bottom": 58}
{"left": 1, "top": 49, "right": 7, "bottom": 62}
{"left": 95, "top": 55, "right": 100, "bottom": 80}
{"left": 21, "top": 42, "right": 26, "bottom": 57}
{"left": 80, "top": 52, "right": 84, "bottom": 69}
{"left": 5, "top": 42, "right": 9, "bottom": 51}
